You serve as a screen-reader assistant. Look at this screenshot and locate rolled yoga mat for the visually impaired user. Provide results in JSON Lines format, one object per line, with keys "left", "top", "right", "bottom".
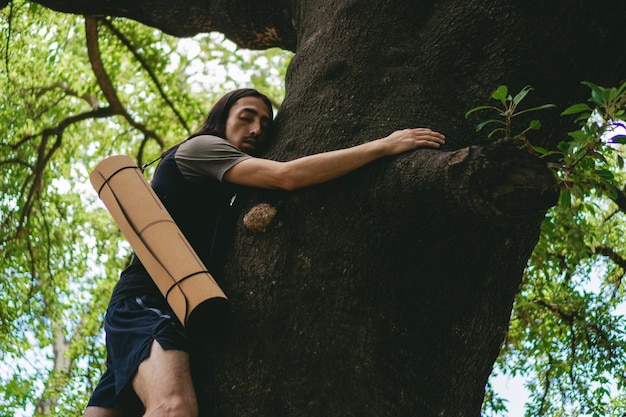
{"left": 90, "top": 155, "right": 228, "bottom": 337}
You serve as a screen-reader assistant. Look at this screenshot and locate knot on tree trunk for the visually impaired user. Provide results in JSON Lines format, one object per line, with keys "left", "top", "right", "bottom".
{"left": 243, "top": 203, "right": 279, "bottom": 232}
{"left": 447, "top": 142, "right": 560, "bottom": 222}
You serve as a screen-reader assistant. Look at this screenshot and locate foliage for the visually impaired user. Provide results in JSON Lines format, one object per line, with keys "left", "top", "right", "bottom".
{"left": 556, "top": 81, "right": 626, "bottom": 207}
{"left": 465, "top": 85, "right": 556, "bottom": 147}
{"left": 470, "top": 83, "right": 626, "bottom": 416}
{"left": 0, "top": 1, "right": 292, "bottom": 415}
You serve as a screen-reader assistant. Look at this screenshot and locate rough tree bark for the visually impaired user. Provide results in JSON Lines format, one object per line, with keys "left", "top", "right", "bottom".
{"left": 22, "top": 0, "right": 626, "bottom": 415}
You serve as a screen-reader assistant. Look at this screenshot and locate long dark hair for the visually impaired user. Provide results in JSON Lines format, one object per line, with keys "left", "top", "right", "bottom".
{"left": 155, "top": 88, "right": 274, "bottom": 162}
{"left": 195, "top": 88, "right": 274, "bottom": 137}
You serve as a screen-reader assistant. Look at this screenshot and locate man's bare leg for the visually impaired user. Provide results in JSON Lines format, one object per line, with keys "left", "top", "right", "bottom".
{"left": 132, "top": 340, "right": 198, "bottom": 417}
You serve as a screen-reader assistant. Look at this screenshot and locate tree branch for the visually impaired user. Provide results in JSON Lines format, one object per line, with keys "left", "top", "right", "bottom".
{"left": 445, "top": 142, "right": 559, "bottom": 221}
{"left": 612, "top": 186, "right": 626, "bottom": 214}
{"left": 84, "top": 16, "right": 164, "bottom": 161}
{"left": 3, "top": 0, "right": 13, "bottom": 79}
{"left": 101, "top": 18, "right": 190, "bottom": 132}
{"left": 596, "top": 246, "right": 626, "bottom": 271}
{"left": 3, "top": 107, "right": 116, "bottom": 243}
{"left": 538, "top": 355, "right": 553, "bottom": 415}
{"left": 84, "top": 17, "right": 124, "bottom": 114}
{"left": 533, "top": 299, "right": 576, "bottom": 324}
{"left": 596, "top": 246, "right": 626, "bottom": 294}
{"left": 33, "top": 81, "right": 99, "bottom": 109}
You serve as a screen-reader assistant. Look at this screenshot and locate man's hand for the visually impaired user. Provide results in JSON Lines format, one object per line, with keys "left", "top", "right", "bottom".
{"left": 379, "top": 128, "right": 446, "bottom": 156}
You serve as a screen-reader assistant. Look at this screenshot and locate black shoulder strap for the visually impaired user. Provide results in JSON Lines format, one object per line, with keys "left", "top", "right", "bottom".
{"left": 141, "top": 155, "right": 162, "bottom": 172}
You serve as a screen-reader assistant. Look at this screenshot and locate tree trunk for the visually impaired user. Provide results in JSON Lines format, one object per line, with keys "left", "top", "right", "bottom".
{"left": 21, "top": 0, "right": 626, "bottom": 415}
{"left": 207, "top": 146, "right": 555, "bottom": 416}
{"left": 35, "top": 321, "right": 72, "bottom": 416}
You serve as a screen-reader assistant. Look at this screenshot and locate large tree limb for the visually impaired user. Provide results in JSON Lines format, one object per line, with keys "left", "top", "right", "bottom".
{"left": 25, "top": 0, "right": 297, "bottom": 50}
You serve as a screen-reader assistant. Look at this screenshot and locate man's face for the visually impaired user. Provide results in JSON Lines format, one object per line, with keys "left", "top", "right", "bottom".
{"left": 225, "top": 96, "right": 272, "bottom": 155}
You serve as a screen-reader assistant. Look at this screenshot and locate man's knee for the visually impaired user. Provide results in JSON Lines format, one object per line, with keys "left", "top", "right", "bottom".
{"left": 146, "top": 394, "right": 198, "bottom": 417}
{"left": 133, "top": 341, "right": 197, "bottom": 417}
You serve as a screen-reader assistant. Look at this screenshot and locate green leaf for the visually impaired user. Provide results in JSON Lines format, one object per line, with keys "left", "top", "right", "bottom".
{"left": 513, "top": 85, "right": 532, "bottom": 105}
{"left": 475, "top": 119, "right": 505, "bottom": 132}
{"left": 561, "top": 103, "right": 592, "bottom": 116}
{"left": 531, "top": 145, "right": 548, "bottom": 154}
{"left": 582, "top": 81, "right": 610, "bottom": 105}
{"left": 592, "top": 169, "right": 614, "bottom": 180}
{"left": 514, "top": 104, "right": 556, "bottom": 117}
{"left": 487, "top": 128, "right": 506, "bottom": 139}
{"left": 465, "top": 105, "right": 499, "bottom": 119}
{"left": 491, "top": 85, "right": 509, "bottom": 104}
{"left": 531, "top": 146, "right": 559, "bottom": 157}
{"left": 567, "top": 130, "right": 587, "bottom": 141}
{"left": 615, "top": 79, "right": 626, "bottom": 96}
{"left": 606, "top": 183, "right": 619, "bottom": 200}
{"left": 558, "top": 189, "right": 571, "bottom": 209}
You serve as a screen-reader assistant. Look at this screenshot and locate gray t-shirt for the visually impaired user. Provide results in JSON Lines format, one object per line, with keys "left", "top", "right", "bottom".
{"left": 175, "top": 134, "right": 251, "bottom": 182}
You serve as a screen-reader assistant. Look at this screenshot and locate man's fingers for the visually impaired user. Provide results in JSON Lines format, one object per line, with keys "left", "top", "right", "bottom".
{"left": 410, "top": 128, "right": 445, "bottom": 140}
{"left": 412, "top": 130, "right": 445, "bottom": 145}
{"left": 386, "top": 127, "right": 446, "bottom": 152}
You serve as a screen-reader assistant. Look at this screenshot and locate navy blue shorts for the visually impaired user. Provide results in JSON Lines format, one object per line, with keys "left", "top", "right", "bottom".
{"left": 87, "top": 293, "right": 191, "bottom": 413}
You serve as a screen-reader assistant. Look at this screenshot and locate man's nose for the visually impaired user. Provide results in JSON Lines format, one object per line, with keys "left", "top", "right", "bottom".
{"left": 250, "top": 121, "right": 262, "bottom": 136}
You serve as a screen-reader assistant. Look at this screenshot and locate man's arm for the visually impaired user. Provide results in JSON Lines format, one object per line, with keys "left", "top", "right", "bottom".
{"left": 223, "top": 128, "right": 445, "bottom": 191}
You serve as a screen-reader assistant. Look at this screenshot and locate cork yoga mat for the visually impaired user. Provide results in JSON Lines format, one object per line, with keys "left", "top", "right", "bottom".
{"left": 90, "top": 155, "right": 228, "bottom": 335}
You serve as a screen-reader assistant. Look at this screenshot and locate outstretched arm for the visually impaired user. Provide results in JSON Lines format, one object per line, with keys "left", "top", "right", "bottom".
{"left": 223, "top": 128, "right": 445, "bottom": 191}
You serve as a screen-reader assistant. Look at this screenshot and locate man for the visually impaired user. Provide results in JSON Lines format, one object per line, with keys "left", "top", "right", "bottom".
{"left": 85, "top": 88, "right": 445, "bottom": 417}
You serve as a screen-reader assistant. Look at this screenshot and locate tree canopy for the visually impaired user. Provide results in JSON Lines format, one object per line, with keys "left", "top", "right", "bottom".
{"left": 1, "top": 1, "right": 626, "bottom": 416}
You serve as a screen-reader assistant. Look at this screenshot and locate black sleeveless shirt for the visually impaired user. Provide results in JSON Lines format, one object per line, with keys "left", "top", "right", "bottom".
{"left": 109, "top": 135, "right": 250, "bottom": 304}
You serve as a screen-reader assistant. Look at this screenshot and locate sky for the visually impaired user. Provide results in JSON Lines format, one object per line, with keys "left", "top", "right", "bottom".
{"left": 492, "top": 374, "right": 529, "bottom": 417}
